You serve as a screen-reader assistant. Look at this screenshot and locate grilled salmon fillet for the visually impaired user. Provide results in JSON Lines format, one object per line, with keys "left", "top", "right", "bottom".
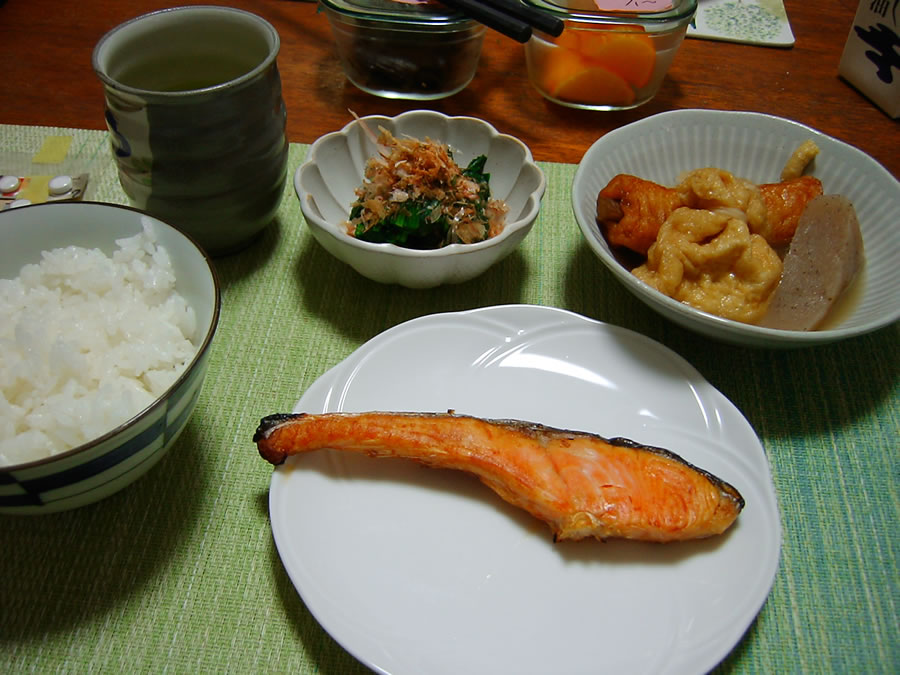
{"left": 254, "top": 411, "right": 744, "bottom": 543}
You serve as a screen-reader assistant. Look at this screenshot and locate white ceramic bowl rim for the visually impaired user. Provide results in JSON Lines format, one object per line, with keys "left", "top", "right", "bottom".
{"left": 573, "top": 109, "right": 900, "bottom": 346}
{"left": 301, "top": 110, "right": 545, "bottom": 259}
{"left": 0, "top": 201, "right": 222, "bottom": 473}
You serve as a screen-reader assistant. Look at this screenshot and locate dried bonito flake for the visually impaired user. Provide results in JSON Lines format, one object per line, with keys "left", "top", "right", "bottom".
{"left": 346, "top": 128, "right": 508, "bottom": 249}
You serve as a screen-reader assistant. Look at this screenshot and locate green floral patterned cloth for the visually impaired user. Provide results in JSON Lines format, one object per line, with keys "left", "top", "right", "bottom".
{"left": 1, "top": 125, "right": 897, "bottom": 673}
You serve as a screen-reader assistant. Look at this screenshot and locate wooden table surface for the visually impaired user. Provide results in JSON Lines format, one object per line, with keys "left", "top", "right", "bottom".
{"left": 1, "top": 0, "right": 897, "bottom": 176}
{"left": 2, "top": 4, "right": 898, "bottom": 673}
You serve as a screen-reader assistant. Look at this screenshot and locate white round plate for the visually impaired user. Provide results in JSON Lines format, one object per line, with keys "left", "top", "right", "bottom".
{"left": 269, "top": 305, "right": 781, "bottom": 674}
{"left": 572, "top": 109, "right": 900, "bottom": 347}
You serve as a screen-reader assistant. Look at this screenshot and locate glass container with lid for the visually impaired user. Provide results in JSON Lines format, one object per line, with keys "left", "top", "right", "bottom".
{"left": 319, "top": 0, "right": 486, "bottom": 100}
{"left": 521, "top": 0, "right": 697, "bottom": 110}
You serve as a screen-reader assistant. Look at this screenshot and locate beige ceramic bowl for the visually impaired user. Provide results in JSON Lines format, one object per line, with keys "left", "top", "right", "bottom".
{"left": 294, "top": 110, "right": 546, "bottom": 288}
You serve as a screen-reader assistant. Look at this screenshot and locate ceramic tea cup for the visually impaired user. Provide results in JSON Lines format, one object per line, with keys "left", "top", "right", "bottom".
{"left": 93, "top": 6, "right": 288, "bottom": 255}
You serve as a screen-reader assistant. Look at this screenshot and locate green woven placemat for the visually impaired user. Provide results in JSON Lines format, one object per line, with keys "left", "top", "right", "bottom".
{"left": 0, "top": 125, "right": 897, "bottom": 673}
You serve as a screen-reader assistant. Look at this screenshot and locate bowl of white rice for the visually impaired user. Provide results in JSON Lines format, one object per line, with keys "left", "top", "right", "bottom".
{"left": 0, "top": 201, "right": 220, "bottom": 514}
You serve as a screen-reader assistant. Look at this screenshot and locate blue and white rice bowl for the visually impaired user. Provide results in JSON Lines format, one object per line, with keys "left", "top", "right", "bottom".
{"left": 0, "top": 201, "right": 220, "bottom": 514}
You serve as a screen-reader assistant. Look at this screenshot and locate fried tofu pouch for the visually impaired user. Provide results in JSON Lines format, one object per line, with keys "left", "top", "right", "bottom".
{"left": 629, "top": 167, "right": 784, "bottom": 323}
{"left": 596, "top": 142, "right": 823, "bottom": 255}
{"left": 596, "top": 175, "right": 683, "bottom": 255}
{"left": 633, "top": 207, "right": 783, "bottom": 324}
{"left": 758, "top": 176, "right": 824, "bottom": 247}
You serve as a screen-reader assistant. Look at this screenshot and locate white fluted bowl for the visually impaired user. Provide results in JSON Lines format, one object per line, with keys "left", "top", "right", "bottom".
{"left": 295, "top": 110, "right": 546, "bottom": 289}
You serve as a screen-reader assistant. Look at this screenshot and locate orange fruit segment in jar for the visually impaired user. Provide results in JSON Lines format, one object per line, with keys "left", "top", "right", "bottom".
{"left": 554, "top": 66, "right": 635, "bottom": 106}
{"left": 538, "top": 22, "right": 656, "bottom": 106}
{"left": 538, "top": 44, "right": 588, "bottom": 94}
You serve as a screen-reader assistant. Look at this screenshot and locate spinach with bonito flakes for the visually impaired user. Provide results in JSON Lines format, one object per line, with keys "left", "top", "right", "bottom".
{"left": 346, "top": 129, "right": 509, "bottom": 250}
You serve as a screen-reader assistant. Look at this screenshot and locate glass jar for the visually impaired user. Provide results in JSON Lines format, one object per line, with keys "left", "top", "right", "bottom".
{"left": 522, "top": 0, "right": 697, "bottom": 110}
{"left": 320, "top": 0, "right": 486, "bottom": 100}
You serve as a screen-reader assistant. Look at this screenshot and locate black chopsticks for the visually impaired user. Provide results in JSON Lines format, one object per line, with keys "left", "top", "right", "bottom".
{"left": 437, "top": 0, "right": 564, "bottom": 43}
{"left": 480, "top": 0, "right": 564, "bottom": 37}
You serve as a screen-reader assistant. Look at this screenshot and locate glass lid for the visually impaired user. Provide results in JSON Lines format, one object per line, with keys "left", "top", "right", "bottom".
{"left": 522, "top": 0, "right": 697, "bottom": 23}
{"left": 319, "top": 0, "right": 473, "bottom": 26}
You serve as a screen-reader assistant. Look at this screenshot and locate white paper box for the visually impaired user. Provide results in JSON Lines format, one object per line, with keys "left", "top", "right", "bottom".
{"left": 838, "top": 1, "right": 900, "bottom": 118}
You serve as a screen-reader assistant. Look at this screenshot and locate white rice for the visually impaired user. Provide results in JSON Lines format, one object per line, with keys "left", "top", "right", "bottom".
{"left": 0, "top": 221, "right": 198, "bottom": 467}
